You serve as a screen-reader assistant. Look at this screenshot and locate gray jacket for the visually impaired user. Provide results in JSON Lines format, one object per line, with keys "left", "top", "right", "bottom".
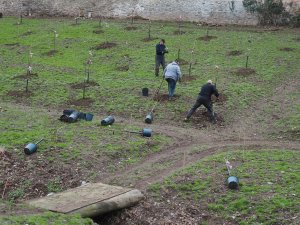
{"left": 164, "top": 61, "right": 182, "bottom": 81}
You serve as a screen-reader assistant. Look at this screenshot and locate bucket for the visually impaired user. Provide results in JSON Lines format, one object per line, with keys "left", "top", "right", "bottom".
{"left": 227, "top": 176, "right": 239, "bottom": 189}
{"left": 68, "top": 111, "right": 80, "bottom": 123}
{"left": 142, "top": 88, "right": 149, "bottom": 97}
{"left": 24, "top": 143, "right": 37, "bottom": 155}
{"left": 101, "top": 116, "right": 115, "bottom": 126}
{"left": 145, "top": 113, "right": 153, "bottom": 124}
{"left": 24, "top": 139, "right": 44, "bottom": 155}
{"left": 85, "top": 113, "right": 93, "bottom": 121}
{"left": 142, "top": 128, "right": 152, "bottom": 137}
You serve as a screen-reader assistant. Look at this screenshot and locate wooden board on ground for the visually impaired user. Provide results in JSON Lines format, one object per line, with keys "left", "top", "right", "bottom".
{"left": 26, "top": 182, "right": 144, "bottom": 217}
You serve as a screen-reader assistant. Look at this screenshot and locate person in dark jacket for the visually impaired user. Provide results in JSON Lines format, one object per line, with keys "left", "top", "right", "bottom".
{"left": 185, "top": 80, "right": 219, "bottom": 123}
{"left": 155, "top": 39, "right": 168, "bottom": 76}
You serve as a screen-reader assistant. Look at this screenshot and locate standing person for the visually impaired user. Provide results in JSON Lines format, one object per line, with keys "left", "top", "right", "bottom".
{"left": 155, "top": 39, "right": 168, "bottom": 76}
{"left": 164, "top": 59, "right": 182, "bottom": 100}
{"left": 184, "top": 80, "right": 219, "bottom": 123}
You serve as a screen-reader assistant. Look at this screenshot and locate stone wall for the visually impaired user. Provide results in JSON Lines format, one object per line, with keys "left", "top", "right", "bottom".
{"left": 0, "top": 0, "right": 299, "bottom": 25}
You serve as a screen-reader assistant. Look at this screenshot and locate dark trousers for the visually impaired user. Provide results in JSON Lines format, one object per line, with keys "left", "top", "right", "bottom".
{"left": 155, "top": 55, "right": 165, "bottom": 76}
{"left": 166, "top": 78, "right": 177, "bottom": 97}
{"left": 186, "top": 96, "right": 216, "bottom": 122}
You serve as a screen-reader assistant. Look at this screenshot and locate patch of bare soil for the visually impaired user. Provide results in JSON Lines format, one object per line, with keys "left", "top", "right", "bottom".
{"left": 93, "top": 42, "right": 117, "bottom": 50}
{"left": 116, "top": 65, "right": 129, "bottom": 72}
{"left": 233, "top": 67, "right": 256, "bottom": 76}
{"left": 173, "top": 30, "right": 186, "bottom": 35}
{"left": 21, "top": 31, "right": 34, "bottom": 37}
{"left": 7, "top": 90, "right": 33, "bottom": 98}
{"left": 0, "top": 150, "right": 82, "bottom": 202}
{"left": 197, "top": 35, "right": 217, "bottom": 41}
{"left": 125, "top": 26, "right": 137, "bottom": 31}
{"left": 142, "top": 37, "right": 157, "bottom": 42}
{"left": 177, "top": 58, "right": 189, "bottom": 65}
{"left": 13, "top": 73, "right": 38, "bottom": 80}
{"left": 43, "top": 50, "right": 58, "bottom": 56}
{"left": 181, "top": 75, "right": 196, "bottom": 83}
{"left": 279, "top": 47, "right": 294, "bottom": 52}
{"left": 70, "top": 81, "right": 99, "bottom": 89}
{"left": 67, "top": 98, "right": 94, "bottom": 107}
{"left": 93, "top": 30, "right": 104, "bottom": 34}
{"left": 153, "top": 94, "right": 181, "bottom": 102}
{"left": 227, "top": 50, "right": 243, "bottom": 56}
{"left": 96, "top": 198, "right": 223, "bottom": 225}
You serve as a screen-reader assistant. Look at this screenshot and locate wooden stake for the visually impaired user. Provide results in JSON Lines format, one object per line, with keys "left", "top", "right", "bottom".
{"left": 177, "top": 48, "right": 180, "bottom": 60}
{"left": 188, "top": 63, "right": 192, "bottom": 76}
{"left": 246, "top": 56, "right": 249, "bottom": 68}
{"left": 25, "top": 79, "right": 29, "bottom": 92}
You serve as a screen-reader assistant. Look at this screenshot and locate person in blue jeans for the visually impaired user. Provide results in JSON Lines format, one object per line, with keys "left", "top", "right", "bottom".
{"left": 164, "top": 60, "right": 182, "bottom": 100}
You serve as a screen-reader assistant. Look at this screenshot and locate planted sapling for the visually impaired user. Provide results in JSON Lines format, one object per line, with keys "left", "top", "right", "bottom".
{"left": 85, "top": 51, "right": 93, "bottom": 83}
{"left": 53, "top": 30, "right": 58, "bottom": 51}
{"left": 27, "top": 51, "right": 33, "bottom": 75}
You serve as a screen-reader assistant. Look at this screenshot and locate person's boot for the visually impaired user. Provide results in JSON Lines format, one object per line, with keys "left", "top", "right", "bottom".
{"left": 155, "top": 68, "right": 159, "bottom": 76}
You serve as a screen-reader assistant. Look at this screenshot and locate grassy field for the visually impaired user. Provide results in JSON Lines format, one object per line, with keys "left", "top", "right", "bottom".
{"left": 0, "top": 16, "right": 299, "bottom": 224}
{"left": 147, "top": 149, "right": 300, "bottom": 225}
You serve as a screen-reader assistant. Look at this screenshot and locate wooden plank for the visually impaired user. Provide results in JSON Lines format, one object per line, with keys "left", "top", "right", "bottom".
{"left": 27, "top": 182, "right": 132, "bottom": 213}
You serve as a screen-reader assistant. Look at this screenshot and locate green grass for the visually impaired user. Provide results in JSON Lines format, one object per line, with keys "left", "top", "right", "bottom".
{"left": 0, "top": 211, "right": 94, "bottom": 225}
{"left": 148, "top": 149, "right": 300, "bottom": 224}
{"left": 1, "top": 17, "right": 299, "bottom": 123}
{"left": 1, "top": 16, "right": 300, "bottom": 223}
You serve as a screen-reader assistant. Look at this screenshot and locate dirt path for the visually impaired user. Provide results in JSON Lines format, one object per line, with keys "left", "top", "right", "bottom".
{"left": 102, "top": 76, "right": 300, "bottom": 190}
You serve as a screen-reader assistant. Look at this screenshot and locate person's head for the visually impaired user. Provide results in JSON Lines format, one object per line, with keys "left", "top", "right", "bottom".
{"left": 160, "top": 39, "right": 165, "bottom": 44}
{"left": 207, "top": 79, "right": 213, "bottom": 84}
{"left": 174, "top": 59, "right": 180, "bottom": 64}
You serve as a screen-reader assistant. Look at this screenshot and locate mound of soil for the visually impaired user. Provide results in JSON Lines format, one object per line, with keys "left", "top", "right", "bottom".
{"left": 233, "top": 68, "right": 256, "bottom": 76}
{"left": 177, "top": 58, "right": 189, "bottom": 65}
{"left": 181, "top": 75, "right": 196, "bottom": 83}
{"left": 43, "top": 50, "right": 58, "bottom": 56}
{"left": 7, "top": 90, "right": 33, "bottom": 98}
{"left": 70, "top": 81, "right": 99, "bottom": 89}
{"left": 280, "top": 47, "right": 294, "bottom": 52}
{"left": 67, "top": 98, "right": 94, "bottom": 107}
{"left": 13, "top": 73, "right": 38, "bottom": 79}
{"left": 116, "top": 65, "right": 129, "bottom": 72}
{"left": 125, "top": 26, "right": 137, "bottom": 31}
{"left": 188, "top": 109, "right": 225, "bottom": 127}
{"left": 173, "top": 30, "right": 186, "bottom": 35}
{"left": 94, "top": 42, "right": 117, "bottom": 50}
{"left": 212, "top": 93, "right": 227, "bottom": 103}
{"left": 227, "top": 50, "right": 242, "bottom": 56}
{"left": 153, "top": 93, "right": 180, "bottom": 102}
{"left": 93, "top": 30, "right": 104, "bottom": 34}
{"left": 197, "top": 35, "right": 217, "bottom": 41}
{"left": 142, "top": 37, "right": 157, "bottom": 42}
